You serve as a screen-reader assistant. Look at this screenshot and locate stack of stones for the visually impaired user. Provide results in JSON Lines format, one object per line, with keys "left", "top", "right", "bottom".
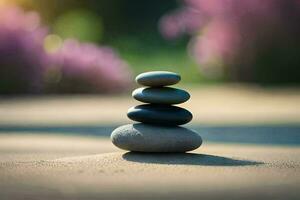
{"left": 111, "top": 71, "right": 202, "bottom": 152}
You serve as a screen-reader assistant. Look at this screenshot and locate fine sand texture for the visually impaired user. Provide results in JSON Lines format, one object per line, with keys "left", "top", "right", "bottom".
{"left": 1, "top": 85, "right": 300, "bottom": 199}
{"left": 0, "top": 134, "right": 299, "bottom": 200}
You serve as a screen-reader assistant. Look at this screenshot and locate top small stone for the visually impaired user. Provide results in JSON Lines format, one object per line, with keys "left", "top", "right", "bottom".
{"left": 135, "top": 71, "right": 181, "bottom": 87}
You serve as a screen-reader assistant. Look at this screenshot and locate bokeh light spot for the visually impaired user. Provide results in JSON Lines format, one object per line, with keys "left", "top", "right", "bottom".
{"left": 44, "top": 34, "right": 63, "bottom": 53}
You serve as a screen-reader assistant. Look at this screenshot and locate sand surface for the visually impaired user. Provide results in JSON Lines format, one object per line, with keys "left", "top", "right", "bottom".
{"left": 1, "top": 85, "right": 300, "bottom": 199}
{"left": 0, "top": 134, "right": 299, "bottom": 200}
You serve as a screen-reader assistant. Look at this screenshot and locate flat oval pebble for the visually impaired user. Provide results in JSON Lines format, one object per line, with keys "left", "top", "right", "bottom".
{"left": 111, "top": 123, "right": 202, "bottom": 152}
{"left": 135, "top": 71, "right": 180, "bottom": 87}
{"left": 132, "top": 87, "right": 190, "bottom": 104}
{"left": 127, "top": 104, "right": 192, "bottom": 125}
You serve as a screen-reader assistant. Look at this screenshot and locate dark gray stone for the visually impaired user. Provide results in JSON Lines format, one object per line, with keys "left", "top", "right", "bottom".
{"left": 132, "top": 87, "right": 190, "bottom": 104}
{"left": 135, "top": 71, "right": 180, "bottom": 87}
{"left": 111, "top": 123, "right": 202, "bottom": 152}
{"left": 127, "top": 104, "right": 192, "bottom": 125}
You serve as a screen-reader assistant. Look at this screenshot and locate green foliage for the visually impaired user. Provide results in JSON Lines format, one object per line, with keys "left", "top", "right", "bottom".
{"left": 111, "top": 36, "right": 217, "bottom": 84}
{"left": 53, "top": 9, "right": 103, "bottom": 42}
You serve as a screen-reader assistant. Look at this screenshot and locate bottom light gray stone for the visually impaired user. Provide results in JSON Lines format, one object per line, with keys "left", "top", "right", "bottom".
{"left": 111, "top": 123, "right": 202, "bottom": 152}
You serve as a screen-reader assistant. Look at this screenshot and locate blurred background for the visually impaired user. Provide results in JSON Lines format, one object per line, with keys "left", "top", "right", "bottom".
{"left": 0, "top": 0, "right": 300, "bottom": 127}
{"left": 1, "top": 0, "right": 300, "bottom": 94}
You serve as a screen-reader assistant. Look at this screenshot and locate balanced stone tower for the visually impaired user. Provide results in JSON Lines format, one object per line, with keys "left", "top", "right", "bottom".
{"left": 111, "top": 71, "right": 202, "bottom": 152}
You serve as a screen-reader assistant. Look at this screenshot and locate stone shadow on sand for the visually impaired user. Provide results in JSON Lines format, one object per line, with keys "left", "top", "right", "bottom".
{"left": 122, "top": 152, "right": 263, "bottom": 166}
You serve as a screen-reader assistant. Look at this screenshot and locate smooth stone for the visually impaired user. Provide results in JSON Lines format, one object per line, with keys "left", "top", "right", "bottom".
{"left": 111, "top": 123, "right": 202, "bottom": 152}
{"left": 127, "top": 104, "right": 192, "bottom": 125}
{"left": 135, "top": 71, "right": 181, "bottom": 87}
{"left": 132, "top": 87, "right": 190, "bottom": 104}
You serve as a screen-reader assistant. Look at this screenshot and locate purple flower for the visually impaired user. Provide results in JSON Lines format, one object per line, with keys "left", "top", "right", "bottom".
{"left": 0, "top": 6, "right": 49, "bottom": 93}
{"left": 159, "top": 6, "right": 204, "bottom": 39}
{"left": 46, "top": 39, "right": 132, "bottom": 93}
{"left": 0, "top": 6, "right": 132, "bottom": 94}
{"left": 160, "top": 0, "right": 300, "bottom": 81}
